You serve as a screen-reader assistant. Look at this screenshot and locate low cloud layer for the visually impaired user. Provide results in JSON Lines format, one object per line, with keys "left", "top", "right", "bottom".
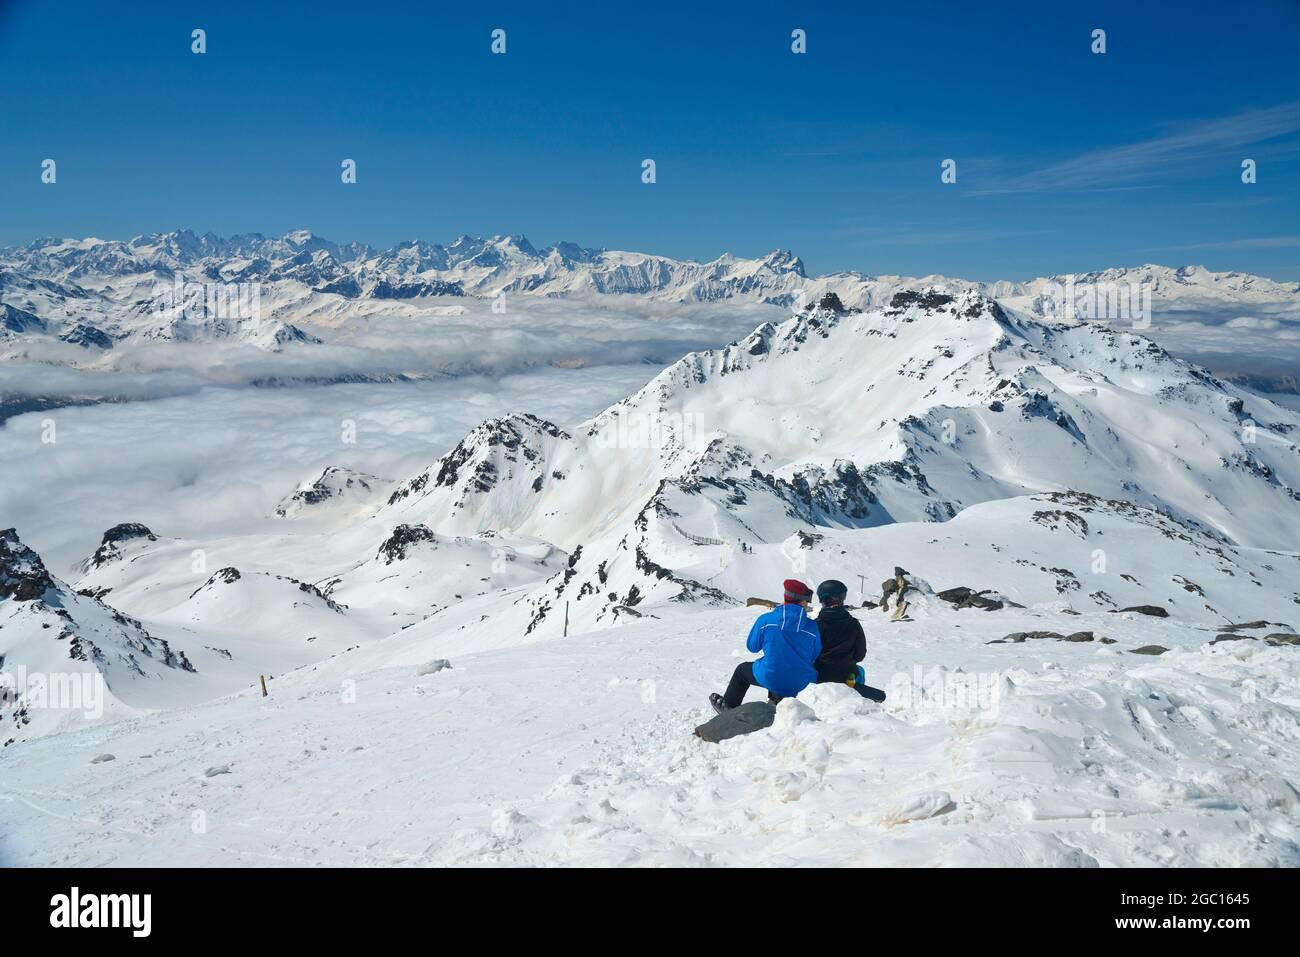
{"left": 2, "top": 298, "right": 780, "bottom": 404}
{"left": 1, "top": 363, "right": 658, "bottom": 572}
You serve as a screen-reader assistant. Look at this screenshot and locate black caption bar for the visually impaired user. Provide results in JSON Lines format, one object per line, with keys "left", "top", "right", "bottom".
{"left": 3, "top": 867, "right": 1283, "bottom": 943}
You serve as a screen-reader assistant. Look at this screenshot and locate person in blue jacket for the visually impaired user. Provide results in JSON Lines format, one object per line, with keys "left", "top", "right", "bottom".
{"left": 710, "top": 579, "right": 822, "bottom": 713}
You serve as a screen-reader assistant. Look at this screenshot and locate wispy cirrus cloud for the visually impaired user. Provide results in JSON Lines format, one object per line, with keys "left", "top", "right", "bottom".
{"left": 975, "top": 100, "right": 1300, "bottom": 194}
{"left": 1146, "top": 236, "right": 1300, "bottom": 252}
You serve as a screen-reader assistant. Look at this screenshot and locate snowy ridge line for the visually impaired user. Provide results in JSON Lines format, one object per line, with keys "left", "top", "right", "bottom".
{"left": 374, "top": 289, "right": 1300, "bottom": 644}
{"left": 671, "top": 523, "right": 727, "bottom": 547}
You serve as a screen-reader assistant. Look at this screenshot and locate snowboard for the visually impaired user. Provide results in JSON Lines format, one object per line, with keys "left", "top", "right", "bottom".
{"left": 853, "top": 684, "right": 887, "bottom": 703}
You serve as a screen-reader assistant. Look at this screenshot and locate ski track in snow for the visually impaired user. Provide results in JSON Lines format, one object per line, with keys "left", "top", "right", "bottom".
{"left": 2, "top": 607, "right": 1296, "bottom": 867}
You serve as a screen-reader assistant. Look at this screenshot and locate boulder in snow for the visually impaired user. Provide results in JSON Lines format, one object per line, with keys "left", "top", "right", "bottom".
{"left": 694, "top": 702, "right": 776, "bottom": 743}
{"left": 936, "top": 586, "right": 1005, "bottom": 611}
{"left": 1119, "top": 605, "right": 1169, "bottom": 618}
{"left": 992, "top": 631, "right": 1065, "bottom": 643}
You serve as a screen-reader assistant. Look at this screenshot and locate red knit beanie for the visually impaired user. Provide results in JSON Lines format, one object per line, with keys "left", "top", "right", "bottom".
{"left": 783, "top": 579, "right": 813, "bottom": 603}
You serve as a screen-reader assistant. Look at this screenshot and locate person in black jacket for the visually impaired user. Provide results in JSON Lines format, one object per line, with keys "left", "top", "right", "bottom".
{"left": 813, "top": 580, "right": 865, "bottom": 682}
{"left": 813, "top": 580, "right": 886, "bottom": 702}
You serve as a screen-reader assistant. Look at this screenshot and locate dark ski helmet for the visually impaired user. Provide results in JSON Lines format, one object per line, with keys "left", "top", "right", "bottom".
{"left": 817, "top": 579, "right": 848, "bottom": 603}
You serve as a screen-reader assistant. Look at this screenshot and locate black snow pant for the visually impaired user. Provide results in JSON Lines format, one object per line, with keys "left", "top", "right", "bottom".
{"left": 723, "top": 661, "right": 783, "bottom": 709}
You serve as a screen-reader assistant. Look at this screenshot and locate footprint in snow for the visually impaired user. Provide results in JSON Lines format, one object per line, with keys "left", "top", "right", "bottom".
{"left": 90, "top": 753, "right": 115, "bottom": 764}
{"left": 204, "top": 764, "right": 233, "bottom": 778}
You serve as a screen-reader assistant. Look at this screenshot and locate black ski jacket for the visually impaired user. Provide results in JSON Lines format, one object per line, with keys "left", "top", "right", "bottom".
{"left": 814, "top": 605, "right": 867, "bottom": 682}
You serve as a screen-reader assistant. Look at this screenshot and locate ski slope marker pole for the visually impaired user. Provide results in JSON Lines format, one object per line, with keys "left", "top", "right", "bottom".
{"left": 259, "top": 674, "right": 268, "bottom": 697}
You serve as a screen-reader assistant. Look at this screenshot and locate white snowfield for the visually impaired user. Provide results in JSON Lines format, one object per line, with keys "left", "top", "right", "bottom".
{"left": 2, "top": 275, "right": 1299, "bottom": 867}
{"left": 1, "top": 602, "right": 1296, "bottom": 867}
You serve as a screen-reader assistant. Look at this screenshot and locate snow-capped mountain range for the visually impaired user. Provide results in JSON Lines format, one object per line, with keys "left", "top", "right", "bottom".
{"left": 2, "top": 229, "right": 1298, "bottom": 360}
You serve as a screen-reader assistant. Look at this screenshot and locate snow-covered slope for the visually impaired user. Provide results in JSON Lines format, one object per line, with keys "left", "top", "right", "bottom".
{"left": 380, "top": 291, "right": 1300, "bottom": 641}
{"left": 0, "top": 528, "right": 196, "bottom": 743}
{"left": 319, "top": 524, "right": 566, "bottom": 624}
{"left": 3, "top": 603, "right": 1296, "bottom": 866}
{"left": 6, "top": 290, "right": 1295, "bottom": 725}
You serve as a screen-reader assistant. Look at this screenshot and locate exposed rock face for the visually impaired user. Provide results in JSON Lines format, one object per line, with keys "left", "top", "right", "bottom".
{"left": 0, "top": 528, "right": 55, "bottom": 601}
{"left": 274, "top": 466, "right": 390, "bottom": 519}
{"left": 378, "top": 524, "right": 437, "bottom": 564}
{"left": 1130, "top": 645, "right": 1170, "bottom": 655}
{"left": 1031, "top": 509, "right": 1089, "bottom": 537}
{"left": 58, "top": 323, "right": 114, "bottom": 349}
{"left": 889, "top": 290, "right": 955, "bottom": 312}
{"left": 815, "top": 291, "right": 846, "bottom": 313}
{"left": 1, "top": 303, "right": 45, "bottom": 334}
{"left": 85, "top": 522, "right": 157, "bottom": 570}
{"left": 367, "top": 278, "right": 463, "bottom": 299}
{"left": 188, "top": 567, "right": 240, "bottom": 598}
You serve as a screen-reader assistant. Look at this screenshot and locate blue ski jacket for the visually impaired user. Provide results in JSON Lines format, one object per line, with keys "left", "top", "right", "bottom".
{"left": 747, "top": 603, "right": 822, "bottom": 698}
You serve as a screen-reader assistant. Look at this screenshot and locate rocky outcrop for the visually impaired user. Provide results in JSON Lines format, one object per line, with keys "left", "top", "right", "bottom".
{"left": 0, "top": 528, "right": 55, "bottom": 601}
{"left": 988, "top": 630, "right": 1102, "bottom": 644}
{"left": 879, "top": 567, "right": 931, "bottom": 614}
{"left": 84, "top": 522, "right": 157, "bottom": 570}
{"left": 274, "top": 466, "right": 391, "bottom": 519}
{"left": 378, "top": 524, "right": 437, "bottom": 563}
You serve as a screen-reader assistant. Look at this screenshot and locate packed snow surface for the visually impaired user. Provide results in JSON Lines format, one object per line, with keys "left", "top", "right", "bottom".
{"left": 2, "top": 605, "right": 1296, "bottom": 867}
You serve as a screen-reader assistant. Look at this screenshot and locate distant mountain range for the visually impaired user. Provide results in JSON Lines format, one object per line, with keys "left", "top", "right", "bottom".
{"left": 5, "top": 228, "right": 1300, "bottom": 301}
{"left": 3, "top": 229, "right": 1299, "bottom": 353}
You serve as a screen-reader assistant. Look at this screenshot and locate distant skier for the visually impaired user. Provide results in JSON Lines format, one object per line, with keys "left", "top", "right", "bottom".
{"left": 813, "top": 579, "right": 886, "bottom": 703}
{"left": 710, "top": 579, "right": 821, "bottom": 713}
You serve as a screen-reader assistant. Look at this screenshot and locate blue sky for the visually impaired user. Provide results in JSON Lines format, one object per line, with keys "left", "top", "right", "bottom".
{"left": 2, "top": 0, "right": 1299, "bottom": 280}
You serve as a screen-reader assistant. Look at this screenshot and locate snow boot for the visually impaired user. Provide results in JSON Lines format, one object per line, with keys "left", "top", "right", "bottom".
{"left": 709, "top": 692, "right": 730, "bottom": 714}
